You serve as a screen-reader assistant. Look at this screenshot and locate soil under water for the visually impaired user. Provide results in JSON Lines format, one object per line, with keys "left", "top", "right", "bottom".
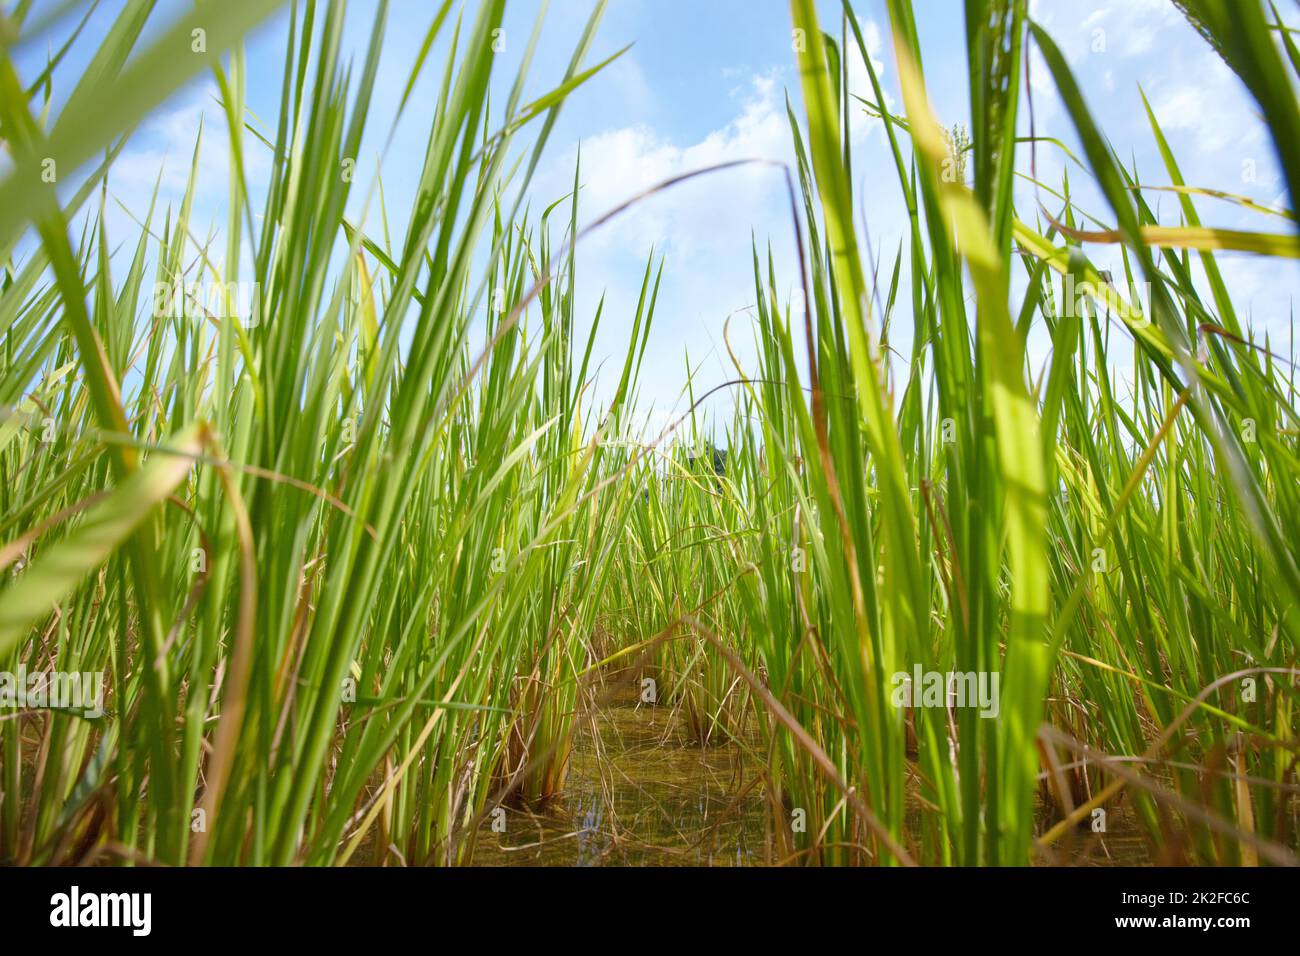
{"left": 470, "top": 683, "right": 1152, "bottom": 867}
{"left": 471, "top": 687, "right": 768, "bottom": 865}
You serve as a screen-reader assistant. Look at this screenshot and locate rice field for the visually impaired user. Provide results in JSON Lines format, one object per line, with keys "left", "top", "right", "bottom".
{"left": 0, "top": 0, "right": 1297, "bottom": 871}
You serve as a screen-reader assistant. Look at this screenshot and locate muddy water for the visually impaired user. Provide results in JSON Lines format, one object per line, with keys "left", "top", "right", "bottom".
{"left": 472, "top": 690, "right": 768, "bottom": 866}
{"left": 471, "top": 686, "right": 1150, "bottom": 866}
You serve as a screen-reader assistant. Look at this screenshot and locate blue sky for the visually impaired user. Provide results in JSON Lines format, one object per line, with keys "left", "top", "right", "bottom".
{"left": 11, "top": 0, "right": 1299, "bottom": 436}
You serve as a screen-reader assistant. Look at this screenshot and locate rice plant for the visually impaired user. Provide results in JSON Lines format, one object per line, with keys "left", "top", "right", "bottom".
{"left": 0, "top": 0, "right": 1296, "bottom": 869}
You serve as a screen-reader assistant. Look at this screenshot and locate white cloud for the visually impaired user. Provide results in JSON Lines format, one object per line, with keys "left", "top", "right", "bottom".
{"left": 104, "top": 79, "right": 271, "bottom": 238}
{"left": 1033, "top": 0, "right": 1179, "bottom": 64}
{"left": 543, "top": 68, "right": 792, "bottom": 259}
{"left": 530, "top": 68, "right": 805, "bottom": 420}
{"left": 844, "top": 18, "right": 891, "bottom": 141}
{"left": 1148, "top": 49, "right": 1266, "bottom": 156}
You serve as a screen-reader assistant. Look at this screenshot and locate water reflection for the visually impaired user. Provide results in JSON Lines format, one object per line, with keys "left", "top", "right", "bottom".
{"left": 472, "top": 690, "right": 766, "bottom": 866}
{"left": 471, "top": 687, "right": 1152, "bottom": 867}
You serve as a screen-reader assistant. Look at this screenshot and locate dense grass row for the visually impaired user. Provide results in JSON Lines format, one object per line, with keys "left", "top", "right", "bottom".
{"left": 1, "top": 0, "right": 1297, "bottom": 866}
